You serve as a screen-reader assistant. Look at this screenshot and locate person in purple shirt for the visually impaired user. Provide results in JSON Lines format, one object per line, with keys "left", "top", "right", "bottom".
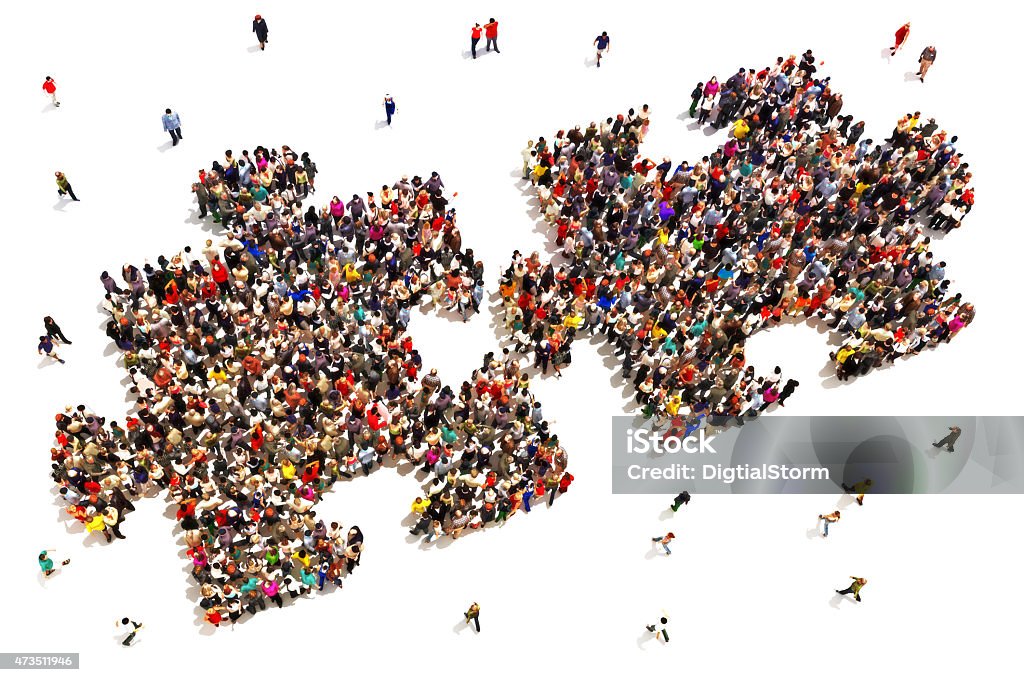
{"left": 38, "top": 335, "right": 65, "bottom": 364}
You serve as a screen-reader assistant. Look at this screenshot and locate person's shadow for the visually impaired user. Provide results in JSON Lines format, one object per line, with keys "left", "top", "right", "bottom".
{"left": 246, "top": 45, "right": 261, "bottom": 53}
{"left": 452, "top": 617, "right": 477, "bottom": 634}
{"left": 374, "top": 120, "right": 390, "bottom": 130}
{"left": 830, "top": 592, "right": 853, "bottom": 609}
{"left": 156, "top": 140, "right": 174, "bottom": 153}
{"left": 904, "top": 71, "right": 921, "bottom": 82}
{"left": 880, "top": 46, "right": 894, "bottom": 61}
{"left": 636, "top": 628, "right": 658, "bottom": 649}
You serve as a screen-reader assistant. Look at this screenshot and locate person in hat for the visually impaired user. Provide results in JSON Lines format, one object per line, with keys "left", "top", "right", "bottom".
{"left": 383, "top": 94, "right": 396, "bottom": 126}
{"left": 252, "top": 14, "right": 269, "bottom": 50}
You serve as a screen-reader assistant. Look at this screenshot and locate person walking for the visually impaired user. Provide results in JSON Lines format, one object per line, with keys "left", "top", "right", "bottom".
{"left": 162, "top": 108, "right": 183, "bottom": 146}
{"left": 38, "top": 550, "right": 71, "bottom": 578}
{"left": 890, "top": 22, "right": 911, "bottom": 56}
{"left": 645, "top": 614, "right": 670, "bottom": 642}
{"left": 55, "top": 171, "right": 79, "bottom": 201}
{"left": 470, "top": 23, "right": 482, "bottom": 59}
{"left": 651, "top": 532, "right": 675, "bottom": 555}
{"left": 670, "top": 491, "right": 690, "bottom": 512}
{"left": 44, "top": 317, "right": 72, "bottom": 345}
{"left": 836, "top": 577, "right": 868, "bottom": 602}
{"left": 42, "top": 76, "right": 60, "bottom": 107}
{"left": 383, "top": 94, "right": 396, "bottom": 126}
{"left": 777, "top": 379, "right": 800, "bottom": 407}
{"left": 932, "top": 425, "right": 962, "bottom": 453}
{"left": 484, "top": 18, "right": 499, "bottom": 53}
{"left": 464, "top": 602, "right": 481, "bottom": 632}
{"left": 38, "top": 335, "right": 65, "bottom": 364}
{"left": 594, "top": 32, "right": 610, "bottom": 67}
{"left": 818, "top": 510, "right": 840, "bottom": 537}
{"left": 116, "top": 618, "right": 143, "bottom": 646}
{"left": 841, "top": 479, "right": 872, "bottom": 506}
{"left": 917, "top": 46, "right": 936, "bottom": 81}
{"left": 253, "top": 14, "right": 269, "bottom": 50}
{"left": 688, "top": 82, "right": 703, "bottom": 117}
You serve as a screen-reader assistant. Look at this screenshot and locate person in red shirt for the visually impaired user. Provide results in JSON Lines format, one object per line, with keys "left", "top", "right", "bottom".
{"left": 484, "top": 18, "right": 500, "bottom": 53}
{"left": 890, "top": 22, "right": 910, "bottom": 56}
{"left": 42, "top": 76, "right": 59, "bottom": 107}
{"left": 470, "top": 23, "right": 482, "bottom": 59}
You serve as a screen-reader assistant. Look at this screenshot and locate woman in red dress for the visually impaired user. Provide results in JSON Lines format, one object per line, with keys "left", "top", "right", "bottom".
{"left": 890, "top": 22, "right": 911, "bottom": 56}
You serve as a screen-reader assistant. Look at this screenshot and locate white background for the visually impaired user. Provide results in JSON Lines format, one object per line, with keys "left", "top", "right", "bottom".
{"left": 1, "top": 1, "right": 1020, "bottom": 679}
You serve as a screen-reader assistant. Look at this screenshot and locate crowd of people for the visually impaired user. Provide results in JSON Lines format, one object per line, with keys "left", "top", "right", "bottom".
{"left": 49, "top": 145, "right": 571, "bottom": 626}
{"left": 508, "top": 50, "right": 974, "bottom": 432}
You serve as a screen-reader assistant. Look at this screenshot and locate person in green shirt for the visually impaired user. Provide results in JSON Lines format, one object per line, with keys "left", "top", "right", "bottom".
{"left": 464, "top": 602, "right": 481, "bottom": 632}
{"left": 38, "top": 549, "right": 70, "bottom": 577}
{"left": 54, "top": 171, "right": 79, "bottom": 201}
{"left": 836, "top": 576, "right": 868, "bottom": 602}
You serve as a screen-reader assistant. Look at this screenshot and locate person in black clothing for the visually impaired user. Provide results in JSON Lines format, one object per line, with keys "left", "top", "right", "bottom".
{"left": 777, "top": 379, "right": 800, "bottom": 406}
{"left": 670, "top": 491, "right": 690, "bottom": 512}
{"left": 44, "top": 316, "right": 72, "bottom": 344}
{"left": 932, "top": 425, "right": 962, "bottom": 452}
{"left": 118, "top": 617, "right": 143, "bottom": 646}
{"left": 252, "top": 14, "right": 269, "bottom": 50}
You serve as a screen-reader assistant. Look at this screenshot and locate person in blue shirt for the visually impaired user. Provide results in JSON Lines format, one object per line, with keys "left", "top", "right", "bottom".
{"left": 161, "top": 108, "right": 182, "bottom": 146}
{"left": 594, "top": 32, "right": 610, "bottom": 67}
{"left": 38, "top": 335, "right": 65, "bottom": 364}
{"left": 383, "top": 94, "right": 396, "bottom": 125}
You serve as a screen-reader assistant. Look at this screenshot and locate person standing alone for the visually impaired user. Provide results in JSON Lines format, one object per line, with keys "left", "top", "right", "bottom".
{"left": 42, "top": 76, "right": 60, "bottom": 107}
{"left": 594, "top": 31, "right": 610, "bottom": 67}
{"left": 932, "top": 425, "right": 962, "bottom": 453}
{"left": 890, "top": 22, "right": 910, "bottom": 56}
{"left": 55, "top": 171, "right": 78, "bottom": 201}
{"left": 464, "top": 602, "right": 481, "bottom": 632}
{"left": 162, "top": 108, "right": 182, "bottom": 146}
{"left": 484, "top": 18, "right": 499, "bottom": 53}
{"left": 383, "top": 94, "right": 396, "bottom": 126}
{"left": 470, "top": 23, "right": 482, "bottom": 59}
{"left": 253, "top": 14, "right": 269, "bottom": 50}
{"left": 836, "top": 577, "right": 867, "bottom": 602}
{"left": 917, "top": 46, "right": 936, "bottom": 82}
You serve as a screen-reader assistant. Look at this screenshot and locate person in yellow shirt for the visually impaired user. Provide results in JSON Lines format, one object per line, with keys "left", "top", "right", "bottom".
{"left": 86, "top": 513, "right": 113, "bottom": 543}
{"left": 411, "top": 497, "right": 430, "bottom": 514}
{"left": 732, "top": 118, "right": 750, "bottom": 140}
{"left": 563, "top": 312, "right": 583, "bottom": 329}
{"left": 281, "top": 460, "right": 296, "bottom": 480}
